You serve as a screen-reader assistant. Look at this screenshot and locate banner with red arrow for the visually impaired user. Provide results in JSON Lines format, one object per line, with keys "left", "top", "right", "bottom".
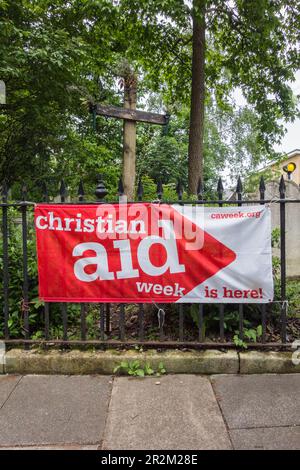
{"left": 34, "top": 203, "right": 273, "bottom": 303}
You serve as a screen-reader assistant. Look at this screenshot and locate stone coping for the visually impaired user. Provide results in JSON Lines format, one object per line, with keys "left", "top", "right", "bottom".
{"left": 1, "top": 348, "right": 300, "bottom": 375}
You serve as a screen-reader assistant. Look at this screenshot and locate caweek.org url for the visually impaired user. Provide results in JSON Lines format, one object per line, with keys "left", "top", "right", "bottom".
{"left": 210, "top": 211, "right": 261, "bottom": 219}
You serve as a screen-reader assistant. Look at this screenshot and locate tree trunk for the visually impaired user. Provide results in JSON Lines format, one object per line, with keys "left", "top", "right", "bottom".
{"left": 122, "top": 74, "right": 137, "bottom": 200}
{"left": 188, "top": 0, "right": 205, "bottom": 195}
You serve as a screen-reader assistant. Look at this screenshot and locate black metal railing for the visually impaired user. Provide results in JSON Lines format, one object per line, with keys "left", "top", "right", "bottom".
{"left": 1, "top": 174, "right": 300, "bottom": 349}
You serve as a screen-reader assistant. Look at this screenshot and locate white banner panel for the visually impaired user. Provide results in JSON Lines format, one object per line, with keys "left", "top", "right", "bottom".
{"left": 173, "top": 205, "right": 274, "bottom": 303}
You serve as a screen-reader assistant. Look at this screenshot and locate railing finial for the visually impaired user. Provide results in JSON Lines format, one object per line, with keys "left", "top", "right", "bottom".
{"left": 176, "top": 179, "right": 183, "bottom": 201}
{"left": 137, "top": 178, "right": 144, "bottom": 201}
{"left": 279, "top": 174, "right": 286, "bottom": 196}
{"left": 236, "top": 176, "right": 243, "bottom": 194}
{"left": 118, "top": 177, "right": 124, "bottom": 196}
{"left": 95, "top": 174, "right": 108, "bottom": 200}
{"left": 78, "top": 179, "right": 85, "bottom": 202}
{"left": 197, "top": 177, "right": 203, "bottom": 199}
{"left": 156, "top": 180, "right": 163, "bottom": 200}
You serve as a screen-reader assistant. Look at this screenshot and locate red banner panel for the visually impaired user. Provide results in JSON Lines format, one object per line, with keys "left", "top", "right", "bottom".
{"left": 35, "top": 203, "right": 237, "bottom": 303}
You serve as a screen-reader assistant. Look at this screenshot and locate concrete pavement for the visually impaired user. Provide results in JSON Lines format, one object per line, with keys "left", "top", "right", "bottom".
{"left": 0, "top": 374, "right": 299, "bottom": 450}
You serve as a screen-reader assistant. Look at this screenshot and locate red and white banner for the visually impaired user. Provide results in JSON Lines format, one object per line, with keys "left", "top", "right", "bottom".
{"left": 35, "top": 203, "right": 273, "bottom": 303}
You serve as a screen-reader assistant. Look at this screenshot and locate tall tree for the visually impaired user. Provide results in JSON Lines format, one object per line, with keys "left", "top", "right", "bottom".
{"left": 119, "top": 62, "right": 138, "bottom": 200}
{"left": 188, "top": 0, "right": 206, "bottom": 193}
{"left": 118, "top": 0, "right": 300, "bottom": 192}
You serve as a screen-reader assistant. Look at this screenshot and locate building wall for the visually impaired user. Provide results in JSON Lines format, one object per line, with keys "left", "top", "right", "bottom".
{"left": 271, "top": 153, "right": 300, "bottom": 185}
{"left": 261, "top": 180, "right": 300, "bottom": 278}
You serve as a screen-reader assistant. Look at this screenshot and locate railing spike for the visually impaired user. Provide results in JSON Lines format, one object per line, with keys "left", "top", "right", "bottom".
{"left": 95, "top": 174, "right": 108, "bottom": 200}
{"left": 1, "top": 181, "right": 8, "bottom": 202}
{"left": 157, "top": 180, "right": 163, "bottom": 200}
{"left": 78, "top": 179, "right": 85, "bottom": 201}
{"left": 259, "top": 175, "right": 266, "bottom": 192}
{"left": 21, "top": 183, "right": 27, "bottom": 202}
{"left": 118, "top": 177, "right": 124, "bottom": 196}
{"left": 236, "top": 176, "right": 243, "bottom": 194}
{"left": 197, "top": 177, "right": 203, "bottom": 199}
{"left": 41, "top": 181, "right": 48, "bottom": 202}
{"left": 279, "top": 174, "right": 286, "bottom": 196}
{"left": 217, "top": 177, "right": 224, "bottom": 193}
{"left": 59, "top": 179, "right": 67, "bottom": 198}
{"left": 176, "top": 179, "right": 183, "bottom": 200}
{"left": 137, "top": 178, "right": 144, "bottom": 201}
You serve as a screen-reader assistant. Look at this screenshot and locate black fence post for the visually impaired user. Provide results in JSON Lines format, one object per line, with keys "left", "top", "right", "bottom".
{"left": 41, "top": 181, "right": 50, "bottom": 343}
{"left": 260, "top": 176, "right": 267, "bottom": 342}
{"left": 279, "top": 176, "right": 287, "bottom": 343}
{"left": 217, "top": 178, "right": 225, "bottom": 341}
{"left": 21, "top": 184, "right": 30, "bottom": 348}
{"left": 77, "top": 180, "right": 86, "bottom": 341}
{"left": 236, "top": 176, "right": 244, "bottom": 341}
{"left": 196, "top": 178, "right": 204, "bottom": 342}
{"left": 2, "top": 182, "right": 9, "bottom": 339}
{"left": 59, "top": 180, "right": 68, "bottom": 342}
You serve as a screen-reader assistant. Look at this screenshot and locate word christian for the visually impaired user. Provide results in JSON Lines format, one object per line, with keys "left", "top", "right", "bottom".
{"left": 35, "top": 205, "right": 202, "bottom": 245}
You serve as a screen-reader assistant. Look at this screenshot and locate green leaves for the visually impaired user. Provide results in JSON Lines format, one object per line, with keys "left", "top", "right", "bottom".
{"left": 113, "top": 360, "right": 166, "bottom": 377}
{"left": 1, "top": 0, "right": 299, "bottom": 194}
{"left": 157, "top": 362, "right": 166, "bottom": 376}
{"left": 233, "top": 325, "right": 263, "bottom": 349}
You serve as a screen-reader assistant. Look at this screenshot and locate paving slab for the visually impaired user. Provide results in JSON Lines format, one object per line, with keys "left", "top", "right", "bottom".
{"left": 230, "top": 426, "right": 300, "bottom": 450}
{"left": 0, "top": 344, "right": 5, "bottom": 374}
{"left": 0, "top": 444, "right": 99, "bottom": 450}
{"left": 0, "top": 376, "right": 21, "bottom": 408}
{"left": 103, "top": 375, "right": 232, "bottom": 450}
{"left": 211, "top": 374, "right": 300, "bottom": 429}
{"left": 0, "top": 375, "right": 112, "bottom": 447}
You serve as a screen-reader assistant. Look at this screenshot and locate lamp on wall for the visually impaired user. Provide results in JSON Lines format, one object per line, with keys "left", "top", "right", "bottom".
{"left": 283, "top": 162, "right": 296, "bottom": 180}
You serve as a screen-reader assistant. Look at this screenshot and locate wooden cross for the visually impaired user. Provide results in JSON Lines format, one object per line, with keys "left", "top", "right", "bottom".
{"left": 90, "top": 76, "right": 168, "bottom": 200}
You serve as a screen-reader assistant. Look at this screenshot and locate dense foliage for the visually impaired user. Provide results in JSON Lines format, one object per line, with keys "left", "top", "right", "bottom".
{"left": 1, "top": 0, "right": 299, "bottom": 197}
